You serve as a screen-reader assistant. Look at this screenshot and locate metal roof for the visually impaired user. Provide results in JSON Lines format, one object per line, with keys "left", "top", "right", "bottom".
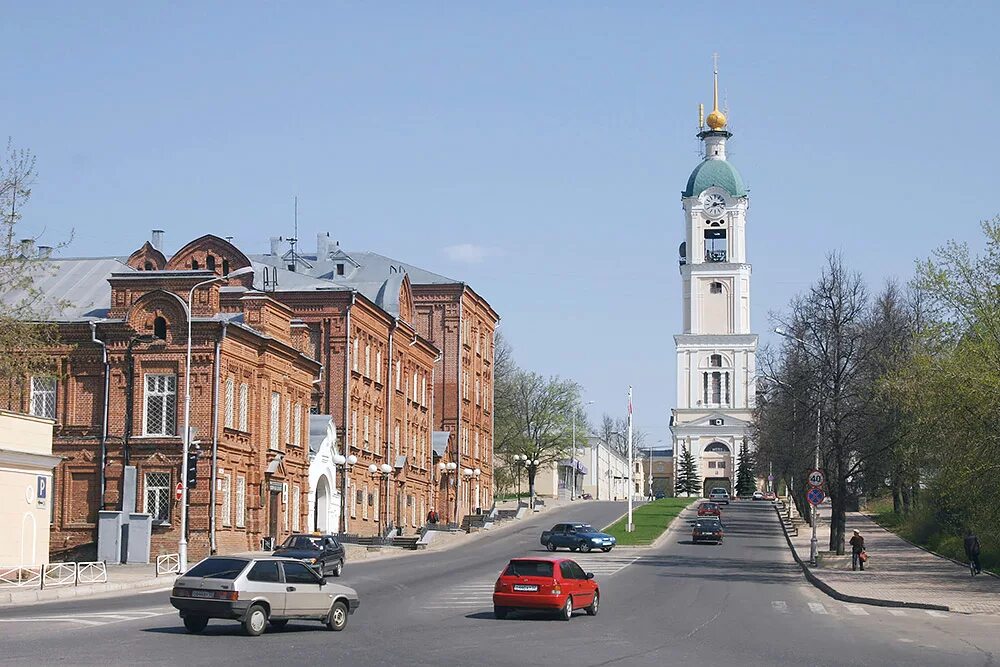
{"left": 2, "top": 257, "right": 131, "bottom": 321}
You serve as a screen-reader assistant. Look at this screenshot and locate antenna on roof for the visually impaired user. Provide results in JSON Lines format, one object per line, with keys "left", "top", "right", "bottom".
{"left": 287, "top": 196, "right": 299, "bottom": 272}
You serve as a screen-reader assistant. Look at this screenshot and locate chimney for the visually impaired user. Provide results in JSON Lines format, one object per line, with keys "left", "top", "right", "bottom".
{"left": 36, "top": 245, "right": 53, "bottom": 259}
{"left": 151, "top": 229, "right": 164, "bottom": 250}
{"left": 269, "top": 236, "right": 284, "bottom": 256}
{"left": 19, "top": 239, "right": 35, "bottom": 257}
{"left": 316, "top": 232, "right": 330, "bottom": 259}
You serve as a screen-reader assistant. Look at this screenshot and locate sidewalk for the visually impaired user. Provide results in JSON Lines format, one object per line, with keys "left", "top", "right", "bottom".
{"left": 780, "top": 501, "right": 1000, "bottom": 614}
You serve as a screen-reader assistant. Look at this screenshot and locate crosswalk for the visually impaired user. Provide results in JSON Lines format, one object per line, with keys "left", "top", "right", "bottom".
{"left": 771, "top": 600, "right": 952, "bottom": 620}
{"left": 422, "top": 553, "right": 642, "bottom": 611}
{"left": 0, "top": 606, "right": 173, "bottom": 627}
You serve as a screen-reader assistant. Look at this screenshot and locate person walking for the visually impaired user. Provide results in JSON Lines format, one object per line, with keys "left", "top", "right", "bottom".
{"left": 964, "top": 529, "right": 982, "bottom": 575}
{"left": 849, "top": 529, "right": 866, "bottom": 571}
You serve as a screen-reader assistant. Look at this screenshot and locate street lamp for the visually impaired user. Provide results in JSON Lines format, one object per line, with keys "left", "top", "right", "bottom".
{"left": 772, "top": 327, "right": 823, "bottom": 567}
{"left": 331, "top": 453, "right": 358, "bottom": 534}
{"left": 179, "top": 266, "right": 254, "bottom": 573}
{"left": 368, "top": 463, "right": 393, "bottom": 538}
{"left": 512, "top": 454, "right": 528, "bottom": 507}
{"left": 525, "top": 458, "right": 540, "bottom": 509}
{"left": 570, "top": 400, "right": 595, "bottom": 500}
{"left": 438, "top": 461, "right": 458, "bottom": 523}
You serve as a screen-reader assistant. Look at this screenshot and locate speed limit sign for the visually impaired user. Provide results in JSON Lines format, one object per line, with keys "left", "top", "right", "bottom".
{"left": 807, "top": 470, "right": 824, "bottom": 487}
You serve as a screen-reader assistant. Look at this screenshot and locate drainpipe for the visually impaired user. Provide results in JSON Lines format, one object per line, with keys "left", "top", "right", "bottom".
{"left": 455, "top": 294, "right": 463, "bottom": 527}
{"left": 385, "top": 318, "right": 397, "bottom": 536}
{"left": 341, "top": 291, "right": 356, "bottom": 533}
{"left": 430, "top": 350, "right": 442, "bottom": 517}
{"left": 90, "top": 322, "right": 110, "bottom": 509}
{"left": 209, "top": 321, "right": 227, "bottom": 554}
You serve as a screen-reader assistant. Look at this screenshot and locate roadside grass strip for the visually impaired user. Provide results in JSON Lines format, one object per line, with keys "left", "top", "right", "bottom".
{"left": 603, "top": 498, "right": 691, "bottom": 546}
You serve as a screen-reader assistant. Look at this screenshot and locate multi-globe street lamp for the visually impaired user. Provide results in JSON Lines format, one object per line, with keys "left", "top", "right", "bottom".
{"left": 462, "top": 467, "right": 481, "bottom": 519}
{"left": 525, "top": 457, "right": 541, "bottom": 509}
{"left": 331, "top": 453, "right": 358, "bottom": 534}
{"left": 512, "top": 454, "right": 528, "bottom": 506}
{"left": 438, "top": 461, "right": 458, "bottom": 523}
{"left": 368, "top": 463, "right": 393, "bottom": 538}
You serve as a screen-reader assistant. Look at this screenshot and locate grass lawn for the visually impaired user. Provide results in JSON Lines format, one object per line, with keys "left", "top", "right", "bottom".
{"left": 603, "top": 498, "right": 692, "bottom": 546}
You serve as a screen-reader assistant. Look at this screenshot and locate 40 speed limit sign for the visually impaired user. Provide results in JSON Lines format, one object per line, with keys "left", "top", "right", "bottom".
{"left": 807, "top": 470, "right": 825, "bottom": 487}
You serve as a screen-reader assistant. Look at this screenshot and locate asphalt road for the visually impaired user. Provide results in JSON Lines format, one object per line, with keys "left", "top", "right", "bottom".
{"left": 2, "top": 501, "right": 999, "bottom": 667}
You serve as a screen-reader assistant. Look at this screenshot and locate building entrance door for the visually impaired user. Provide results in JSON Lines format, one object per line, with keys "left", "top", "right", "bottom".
{"left": 268, "top": 490, "right": 280, "bottom": 543}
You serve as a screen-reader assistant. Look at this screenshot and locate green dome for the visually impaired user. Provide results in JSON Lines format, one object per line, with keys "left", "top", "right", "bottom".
{"left": 683, "top": 159, "right": 747, "bottom": 198}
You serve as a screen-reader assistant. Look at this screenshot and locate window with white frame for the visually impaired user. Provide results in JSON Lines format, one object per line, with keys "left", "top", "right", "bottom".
{"left": 221, "top": 473, "right": 232, "bottom": 527}
{"left": 292, "top": 484, "right": 300, "bottom": 531}
{"left": 270, "top": 392, "right": 280, "bottom": 449}
{"left": 284, "top": 396, "right": 292, "bottom": 444}
{"left": 462, "top": 372, "right": 468, "bottom": 400}
{"left": 144, "top": 374, "right": 176, "bottom": 436}
{"left": 394, "top": 423, "right": 400, "bottom": 459}
{"left": 352, "top": 489, "right": 359, "bottom": 518}
{"left": 351, "top": 410, "right": 358, "bottom": 448}
{"left": 144, "top": 472, "right": 171, "bottom": 523}
{"left": 475, "top": 378, "right": 480, "bottom": 405}
{"left": 224, "top": 377, "right": 235, "bottom": 428}
{"left": 30, "top": 376, "right": 57, "bottom": 420}
{"left": 353, "top": 337, "right": 359, "bottom": 372}
{"left": 474, "top": 430, "right": 479, "bottom": 459}
{"left": 421, "top": 377, "right": 426, "bottom": 405}
{"left": 294, "top": 402, "right": 302, "bottom": 447}
{"left": 395, "top": 359, "right": 401, "bottom": 390}
{"left": 239, "top": 383, "right": 248, "bottom": 431}
{"left": 365, "top": 343, "right": 371, "bottom": 377}
{"left": 236, "top": 476, "right": 246, "bottom": 528}
{"left": 373, "top": 487, "right": 379, "bottom": 519}
{"left": 375, "top": 419, "right": 381, "bottom": 452}
{"left": 364, "top": 414, "right": 370, "bottom": 448}
{"left": 376, "top": 350, "right": 382, "bottom": 383}
{"left": 362, "top": 484, "right": 369, "bottom": 520}
{"left": 413, "top": 372, "right": 418, "bottom": 402}
{"left": 282, "top": 483, "right": 289, "bottom": 532}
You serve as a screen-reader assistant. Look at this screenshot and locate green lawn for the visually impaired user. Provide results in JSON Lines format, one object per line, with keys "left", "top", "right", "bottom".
{"left": 604, "top": 498, "right": 692, "bottom": 545}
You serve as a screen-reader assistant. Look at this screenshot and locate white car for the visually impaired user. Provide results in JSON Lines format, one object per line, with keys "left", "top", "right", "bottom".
{"left": 751, "top": 491, "right": 765, "bottom": 501}
{"left": 708, "top": 488, "right": 730, "bottom": 505}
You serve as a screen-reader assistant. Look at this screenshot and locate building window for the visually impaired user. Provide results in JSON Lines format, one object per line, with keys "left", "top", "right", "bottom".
{"left": 353, "top": 338, "right": 359, "bottom": 372}
{"left": 144, "top": 472, "right": 171, "bottom": 523}
{"left": 191, "top": 259, "right": 199, "bottom": 270}
{"left": 413, "top": 372, "right": 418, "bottom": 402}
{"left": 270, "top": 392, "right": 281, "bottom": 449}
{"left": 718, "top": 461, "right": 726, "bottom": 470}
{"left": 294, "top": 402, "right": 302, "bottom": 447}
{"left": 30, "top": 376, "right": 57, "bottom": 420}
{"left": 708, "top": 461, "right": 717, "bottom": 469}
{"left": 395, "top": 359, "right": 401, "bottom": 390}
{"left": 365, "top": 344, "right": 371, "bottom": 377}
{"left": 421, "top": 377, "right": 427, "bottom": 405}
{"left": 394, "top": 423, "right": 400, "bottom": 459}
{"left": 282, "top": 483, "right": 289, "bottom": 532}
{"left": 144, "top": 374, "right": 176, "bottom": 436}
{"left": 221, "top": 473, "right": 232, "bottom": 527}
{"left": 239, "top": 383, "right": 248, "bottom": 431}
{"left": 475, "top": 378, "right": 480, "bottom": 405}
{"left": 375, "top": 419, "right": 382, "bottom": 453}
{"left": 206, "top": 255, "right": 216, "bottom": 271}
{"left": 362, "top": 484, "right": 369, "bottom": 520}
{"left": 284, "top": 396, "right": 292, "bottom": 444}
{"left": 710, "top": 354, "right": 722, "bottom": 368}
{"left": 153, "top": 316, "right": 167, "bottom": 340}
{"left": 364, "top": 414, "right": 370, "bottom": 448}
{"left": 337, "top": 263, "right": 345, "bottom": 276}
{"left": 376, "top": 350, "right": 382, "bottom": 383}
{"left": 710, "top": 281, "right": 723, "bottom": 294}
{"left": 236, "top": 476, "right": 246, "bottom": 528}
{"left": 462, "top": 372, "right": 469, "bottom": 400}
{"left": 352, "top": 489, "right": 359, "bottom": 519}
{"left": 352, "top": 410, "right": 358, "bottom": 448}
{"left": 225, "top": 377, "right": 235, "bottom": 429}
{"left": 292, "top": 484, "right": 301, "bottom": 531}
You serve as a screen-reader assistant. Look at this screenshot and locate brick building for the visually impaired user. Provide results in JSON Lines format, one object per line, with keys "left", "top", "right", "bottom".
{"left": 2, "top": 234, "right": 321, "bottom": 560}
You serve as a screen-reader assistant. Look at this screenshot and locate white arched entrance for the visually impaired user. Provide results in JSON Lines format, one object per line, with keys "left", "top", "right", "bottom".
{"left": 308, "top": 415, "right": 343, "bottom": 534}
{"left": 315, "top": 475, "right": 332, "bottom": 533}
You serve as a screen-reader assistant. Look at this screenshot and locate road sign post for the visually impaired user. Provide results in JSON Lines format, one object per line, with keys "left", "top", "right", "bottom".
{"left": 807, "top": 469, "right": 824, "bottom": 487}
{"left": 806, "top": 487, "right": 825, "bottom": 506}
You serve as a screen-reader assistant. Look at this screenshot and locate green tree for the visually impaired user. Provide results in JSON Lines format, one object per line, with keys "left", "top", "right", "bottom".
{"left": 675, "top": 446, "right": 700, "bottom": 497}
{"left": 735, "top": 441, "right": 756, "bottom": 497}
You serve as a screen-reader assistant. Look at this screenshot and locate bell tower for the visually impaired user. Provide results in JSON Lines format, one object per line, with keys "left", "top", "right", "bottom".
{"left": 670, "top": 58, "right": 758, "bottom": 496}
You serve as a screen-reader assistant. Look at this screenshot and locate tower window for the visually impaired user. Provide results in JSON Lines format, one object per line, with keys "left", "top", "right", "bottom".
{"left": 144, "top": 261, "right": 153, "bottom": 271}
{"left": 153, "top": 316, "right": 167, "bottom": 340}
{"left": 337, "top": 263, "right": 345, "bottom": 276}
{"left": 710, "top": 282, "right": 723, "bottom": 294}
{"left": 207, "top": 255, "right": 216, "bottom": 271}
{"left": 222, "top": 259, "right": 230, "bottom": 275}
{"left": 710, "top": 354, "right": 722, "bottom": 367}
{"left": 191, "top": 259, "right": 200, "bottom": 270}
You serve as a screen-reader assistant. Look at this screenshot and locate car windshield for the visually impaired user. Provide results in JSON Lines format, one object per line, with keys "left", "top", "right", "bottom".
{"left": 711, "top": 489, "right": 728, "bottom": 494}
{"left": 505, "top": 560, "right": 554, "bottom": 578}
{"left": 701, "top": 504, "right": 717, "bottom": 509}
{"left": 574, "top": 525, "right": 595, "bottom": 533}
{"left": 280, "top": 535, "right": 322, "bottom": 550}
{"left": 184, "top": 557, "right": 249, "bottom": 580}
{"left": 696, "top": 520, "right": 721, "bottom": 530}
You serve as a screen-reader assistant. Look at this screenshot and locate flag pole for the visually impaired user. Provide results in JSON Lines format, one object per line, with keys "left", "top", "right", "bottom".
{"left": 627, "top": 385, "right": 633, "bottom": 532}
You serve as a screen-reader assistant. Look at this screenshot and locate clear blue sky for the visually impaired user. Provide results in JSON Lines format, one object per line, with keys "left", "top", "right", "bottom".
{"left": 5, "top": 2, "right": 999, "bottom": 441}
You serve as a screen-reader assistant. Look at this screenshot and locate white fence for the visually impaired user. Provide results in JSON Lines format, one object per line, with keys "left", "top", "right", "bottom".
{"left": 0, "top": 561, "right": 108, "bottom": 590}
{"left": 156, "top": 553, "right": 180, "bottom": 576}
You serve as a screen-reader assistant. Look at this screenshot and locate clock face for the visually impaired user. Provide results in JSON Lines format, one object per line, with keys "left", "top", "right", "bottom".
{"left": 703, "top": 193, "right": 726, "bottom": 218}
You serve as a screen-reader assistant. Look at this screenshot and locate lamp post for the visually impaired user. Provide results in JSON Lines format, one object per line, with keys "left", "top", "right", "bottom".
{"left": 525, "top": 458, "right": 540, "bottom": 509}
{"left": 368, "top": 463, "right": 392, "bottom": 538}
{"left": 179, "top": 266, "right": 253, "bottom": 573}
{"left": 438, "top": 461, "right": 458, "bottom": 524}
{"left": 773, "top": 327, "right": 823, "bottom": 567}
{"left": 512, "top": 454, "right": 527, "bottom": 507}
{"left": 570, "top": 400, "right": 595, "bottom": 500}
{"left": 331, "top": 453, "right": 357, "bottom": 534}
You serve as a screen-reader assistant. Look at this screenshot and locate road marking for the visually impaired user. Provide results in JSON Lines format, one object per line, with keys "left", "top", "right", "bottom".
{"left": 925, "top": 610, "right": 949, "bottom": 618}
{"left": 771, "top": 601, "right": 788, "bottom": 613}
{"left": 0, "top": 608, "right": 173, "bottom": 627}
{"left": 843, "top": 605, "right": 869, "bottom": 616}
{"left": 898, "top": 638, "right": 915, "bottom": 643}
{"left": 807, "top": 603, "right": 828, "bottom": 615}
{"left": 888, "top": 610, "right": 907, "bottom": 616}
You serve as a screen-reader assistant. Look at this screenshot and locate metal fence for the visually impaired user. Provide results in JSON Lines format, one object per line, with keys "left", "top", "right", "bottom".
{"left": 0, "top": 561, "right": 108, "bottom": 590}
{"left": 42, "top": 563, "right": 77, "bottom": 588}
{"left": 156, "top": 553, "right": 180, "bottom": 576}
{"left": 0, "top": 565, "right": 41, "bottom": 588}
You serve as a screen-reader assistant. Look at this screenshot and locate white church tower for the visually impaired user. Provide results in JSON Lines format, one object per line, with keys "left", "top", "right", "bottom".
{"left": 670, "top": 60, "right": 758, "bottom": 496}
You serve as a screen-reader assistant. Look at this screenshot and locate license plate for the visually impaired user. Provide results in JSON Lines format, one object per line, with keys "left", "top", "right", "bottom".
{"left": 513, "top": 584, "right": 538, "bottom": 592}
{"left": 191, "top": 590, "right": 214, "bottom": 599}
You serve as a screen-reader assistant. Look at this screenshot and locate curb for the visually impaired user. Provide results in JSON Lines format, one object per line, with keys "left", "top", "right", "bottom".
{"left": 602, "top": 500, "right": 697, "bottom": 551}
{"left": 773, "top": 504, "right": 950, "bottom": 612}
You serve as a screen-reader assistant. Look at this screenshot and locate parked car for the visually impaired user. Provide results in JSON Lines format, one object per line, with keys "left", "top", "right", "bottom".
{"left": 763, "top": 491, "right": 777, "bottom": 501}
{"left": 540, "top": 523, "right": 616, "bottom": 553}
{"left": 170, "top": 556, "right": 360, "bottom": 636}
{"left": 580, "top": 492, "right": 593, "bottom": 500}
{"left": 751, "top": 491, "right": 765, "bottom": 501}
{"left": 273, "top": 533, "right": 346, "bottom": 577}
{"left": 654, "top": 492, "right": 667, "bottom": 500}
{"left": 692, "top": 518, "right": 724, "bottom": 544}
{"left": 708, "top": 488, "right": 730, "bottom": 505}
{"left": 493, "top": 557, "right": 599, "bottom": 621}
{"left": 697, "top": 502, "right": 721, "bottom": 517}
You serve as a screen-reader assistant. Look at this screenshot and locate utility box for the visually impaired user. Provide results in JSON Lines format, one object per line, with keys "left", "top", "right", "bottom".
{"left": 125, "top": 513, "right": 152, "bottom": 564}
{"left": 97, "top": 511, "right": 123, "bottom": 563}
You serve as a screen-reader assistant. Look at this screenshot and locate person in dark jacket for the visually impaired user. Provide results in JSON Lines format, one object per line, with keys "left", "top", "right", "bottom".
{"left": 964, "top": 529, "right": 982, "bottom": 575}
{"left": 849, "top": 529, "right": 866, "bottom": 571}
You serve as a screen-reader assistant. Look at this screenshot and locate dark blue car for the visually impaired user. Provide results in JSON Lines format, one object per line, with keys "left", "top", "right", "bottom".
{"left": 540, "top": 523, "right": 616, "bottom": 553}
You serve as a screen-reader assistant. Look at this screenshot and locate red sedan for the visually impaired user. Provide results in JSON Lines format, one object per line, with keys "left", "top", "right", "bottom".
{"left": 697, "top": 502, "right": 721, "bottom": 517}
{"left": 493, "top": 557, "right": 600, "bottom": 621}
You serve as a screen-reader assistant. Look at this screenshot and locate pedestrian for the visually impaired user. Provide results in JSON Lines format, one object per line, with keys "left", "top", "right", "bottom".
{"left": 849, "top": 529, "right": 866, "bottom": 571}
{"left": 964, "top": 528, "right": 982, "bottom": 575}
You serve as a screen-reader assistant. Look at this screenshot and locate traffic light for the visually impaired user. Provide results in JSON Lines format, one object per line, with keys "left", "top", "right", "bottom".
{"left": 186, "top": 452, "right": 198, "bottom": 489}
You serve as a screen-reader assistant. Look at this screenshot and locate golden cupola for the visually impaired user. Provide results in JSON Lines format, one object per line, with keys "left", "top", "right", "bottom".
{"left": 705, "top": 59, "right": 727, "bottom": 130}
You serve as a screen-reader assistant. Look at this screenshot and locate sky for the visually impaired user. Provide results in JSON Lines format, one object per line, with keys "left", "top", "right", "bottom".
{"left": 4, "top": 2, "right": 1000, "bottom": 443}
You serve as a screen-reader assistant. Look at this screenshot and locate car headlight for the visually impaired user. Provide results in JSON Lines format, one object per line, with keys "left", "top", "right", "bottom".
{"left": 307, "top": 558, "right": 317, "bottom": 564}
{"left": 592, "top": 538, "right": 602, "bottom": 543}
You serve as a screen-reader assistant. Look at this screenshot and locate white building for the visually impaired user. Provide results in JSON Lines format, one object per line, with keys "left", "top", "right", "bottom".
{"left": 579, "top": 436, "right": 630, "bottom": 501}
{"left": 307, "top": 415, "right": 343, "bottom": 534}
{"left": 670, "top": 64, "right": 758, "bottom": 496}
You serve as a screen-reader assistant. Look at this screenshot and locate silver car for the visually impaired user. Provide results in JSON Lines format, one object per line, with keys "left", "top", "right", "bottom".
{"left": 170, "top": 555, "right": 360, "bottom": 636}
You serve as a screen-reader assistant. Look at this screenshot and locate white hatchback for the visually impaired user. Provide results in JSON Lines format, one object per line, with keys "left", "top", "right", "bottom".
{"left": 708, "top": 488, "right": 730, "bottom": 505}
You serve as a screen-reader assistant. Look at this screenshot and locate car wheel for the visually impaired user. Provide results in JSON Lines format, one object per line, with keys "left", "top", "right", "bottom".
{"left": 494, "top": 606, "right": 509, "bottom": 620}
{"left": 581, "top": 541, "right": 592, "bottom": 553}
{"left": 546, "top": 543, "right": 556, "bottom": 552}
{"left": 585, "top": 591, "right": 599, "bottom": 616}
{"left": 242, "top": 604, "right": 268, "bottom": 637}
{"left": 601, "top": 547, "right": 612, "bottom": 553}
{"left": 560, "top": 596, "right": 573, "bottom": 621}
{"left": 183, "top": 615, "right": 208, "bottom": 634}
{"left": 269, "top": 619, "right": 288, "bottom": 629}
{"left": 332, "top": 560, "right": 343, "bottom": 577}
{"left": 326, "top": 600, "right": 349, "bottom": 632}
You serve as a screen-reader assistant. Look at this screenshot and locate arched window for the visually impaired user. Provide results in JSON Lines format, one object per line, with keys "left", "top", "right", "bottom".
{"left": 704, "top": 442, "right": 730, "bottom": 454}
{"left": 144, "top": 261, "right": 153, "bottom": 271}
{"left": 206, "top": 255, "right": 216, "bottom": 271}
{"left": 191, "top": 259, "right": 200, "bottom": 270}
{"left": 709, "top": 354, "right": 722, "bottom": 367}
{"left": 222, "top": 258, "right": 230, "bottom": 275}
{"left": 710, "top": 282, "right": 723, "bottom": 294}
{"left": 153, "top": 316, "right": 167, "bottom": 340}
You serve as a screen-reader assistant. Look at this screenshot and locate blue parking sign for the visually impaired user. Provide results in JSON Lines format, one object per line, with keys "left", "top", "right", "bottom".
{"left": 37, "top": 475, "right": 47, "bottom": 500}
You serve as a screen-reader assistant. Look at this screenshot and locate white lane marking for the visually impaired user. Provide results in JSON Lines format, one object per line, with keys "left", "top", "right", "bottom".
{"left": 808, "top": 602, "right": 828, "bottom": 615}
{"left": 0, "top": 609, "right": 173, "bottom": 627}
{"left": 843, "top": 605, "right": 869, "bottom": 616}
{"left": 0, "top": 617, "right": 105, "bottom": 626}
{"left": 926, "top": 610, "right": 949, "bottom": 618}
{"left": 771, "top": 601, "right": 788, "bottom": 613}
{"left": 888, "top": 610, "right": 907, "bottom": 616}
{"left": 899, "top": 638, "right": 915, "bottom": 643}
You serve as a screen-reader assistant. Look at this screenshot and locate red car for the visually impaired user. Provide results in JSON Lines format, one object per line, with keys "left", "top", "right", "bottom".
{"left": 493, "top": 557, "right": 600, "bottom": 621}
{"left": 763, "top": 491, "right": 777, "bottom": 501}
{"left": 697, "top": 502, "right": 721, "bottom": 517}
